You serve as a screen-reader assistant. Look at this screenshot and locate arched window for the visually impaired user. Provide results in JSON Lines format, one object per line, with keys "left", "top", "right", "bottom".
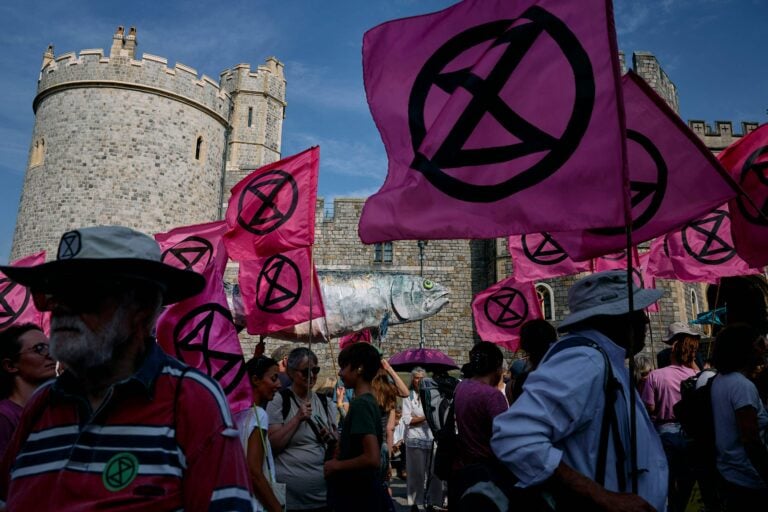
{"left": 195, "top": 136, "right": 203, "bottom": 160}
{"left": 535, "top": 283, "right": 555, "bottom": 321}
{"left": 690, "top": 290, "right": 699, "bottom": 318}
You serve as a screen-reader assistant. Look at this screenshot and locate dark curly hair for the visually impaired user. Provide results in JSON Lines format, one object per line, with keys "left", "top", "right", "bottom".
{"left": 462, "top": 341, "right": 503, "bottom": 378}
{"left": 712, "top": 323, "right": 763, "bottom": 374}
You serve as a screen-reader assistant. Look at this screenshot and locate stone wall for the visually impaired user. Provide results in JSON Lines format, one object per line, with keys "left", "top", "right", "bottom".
{"left": 688, "top": 120, "right": 759, "bottom": 153}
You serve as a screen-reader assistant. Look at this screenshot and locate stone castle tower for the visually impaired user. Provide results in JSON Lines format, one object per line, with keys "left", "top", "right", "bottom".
{"left": 11, "top": 26, "right": 286, "bottom": 259}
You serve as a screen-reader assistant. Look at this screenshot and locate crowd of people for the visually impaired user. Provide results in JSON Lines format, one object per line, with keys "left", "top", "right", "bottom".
{"left": 0, "top": 224, "right": 766, "bottom": 512}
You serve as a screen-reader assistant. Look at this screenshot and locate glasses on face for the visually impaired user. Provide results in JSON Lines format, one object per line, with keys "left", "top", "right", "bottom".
{"left": 292, "top": 366, "right": 321, "bottom": 377}
{"left": 19, "top": 343, "right": 50, "bottom": 357}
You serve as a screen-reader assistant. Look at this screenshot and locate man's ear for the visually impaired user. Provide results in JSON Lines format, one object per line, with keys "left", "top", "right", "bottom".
{"left": 2, "top": 358, "right": 18, "bottom": 376}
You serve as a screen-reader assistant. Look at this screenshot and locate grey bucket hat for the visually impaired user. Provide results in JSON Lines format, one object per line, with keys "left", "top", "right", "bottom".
{"left": 558, "top": 270, "right": 664, "bottom": 331}
{"left": 663, "top": 321, "right": 702, "bottom": 344}
{"left": 0, "top": 225, "right": 205, "bottom": 305}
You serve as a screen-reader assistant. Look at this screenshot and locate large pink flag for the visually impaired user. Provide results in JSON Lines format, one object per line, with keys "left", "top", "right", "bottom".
{"left": 239, "top": 247, "right": 325, "bottom": 335}
{"left": 155, "top": 222, "right": 253, "bottom": 414}
{"left": 508, "top": 233, "right": 590, "bottom": 281}
{"left": 554, "top": 72, "right": 738, "bottom": 260}
{"left": 224, "top": 147, "right": 319, "bottom": 261}
{"left": 359, "top": 0, "right": 628, "bottom": 242}
{"left": 717, "top": 123, "right": 768, "bottom": 268}
{"left": 0, "top": 252, "right": 47, "bottom": 332}
{"left": 472, "top": 276, "right": 542, "bottom": 351}
{"left": 665, "top": 205, "right": 760, "bottom": 283}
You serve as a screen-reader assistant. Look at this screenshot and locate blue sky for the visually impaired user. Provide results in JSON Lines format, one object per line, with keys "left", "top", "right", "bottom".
{"left": 0, "top": 0, "right": 765, "bottom": 262}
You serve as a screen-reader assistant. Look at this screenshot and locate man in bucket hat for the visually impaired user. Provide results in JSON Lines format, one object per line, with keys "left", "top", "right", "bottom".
{"left": 0, "top": 226, "right": 256, "bottom": 511}
{"left": 491, "top": 271, "right": 668, "bottom": 511}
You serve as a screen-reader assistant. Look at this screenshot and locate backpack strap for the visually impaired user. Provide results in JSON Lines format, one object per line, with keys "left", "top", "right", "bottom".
{"left": 542, "top": 337, "right": 625, "bottom": 490}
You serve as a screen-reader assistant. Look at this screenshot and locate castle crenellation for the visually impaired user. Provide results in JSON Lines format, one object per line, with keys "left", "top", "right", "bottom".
{"left": 37, "top": 48, "right": 233, "bottom": 123}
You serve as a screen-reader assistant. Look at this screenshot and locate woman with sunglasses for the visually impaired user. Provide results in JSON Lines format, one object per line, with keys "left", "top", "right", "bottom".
{"left": 237, "top": 356, "right": 283, "bottom": 512}
{"left": 267, "top": 347, "right": 337, "bottom": 512}
{"left": 0, "top": 323, "right": 56, "bottom": 458}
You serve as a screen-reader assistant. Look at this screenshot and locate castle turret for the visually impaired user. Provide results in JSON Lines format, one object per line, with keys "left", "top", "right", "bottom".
{"left": 11, "top": 28, "right": 285, "bottom": 259}
{"left": 220, "top": 57, "right": 287, "bottom": 197}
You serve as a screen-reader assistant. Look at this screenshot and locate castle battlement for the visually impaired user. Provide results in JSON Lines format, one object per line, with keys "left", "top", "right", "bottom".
{"left": 36, "top": 46, "right": 232, "bottom": 124}
{"left": 688, "top": 119, "right": 759, "bottom": 152}
{"left": 220, "top": 58, "right": 286, "bottom": 106}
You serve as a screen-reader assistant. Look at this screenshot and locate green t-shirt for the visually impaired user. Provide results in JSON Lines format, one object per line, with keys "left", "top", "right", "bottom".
{"left": 338, "top": 392, "right": 382, "bottom": 461}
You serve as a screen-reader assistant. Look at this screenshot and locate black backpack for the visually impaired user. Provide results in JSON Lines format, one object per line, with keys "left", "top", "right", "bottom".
{"left": 674, "top": 371, "right": 718, "bottom": 461}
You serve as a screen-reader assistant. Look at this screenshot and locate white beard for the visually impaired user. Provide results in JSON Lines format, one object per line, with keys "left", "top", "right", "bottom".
{"left": 50, "top": 306, "right": 132, "bottom": 373}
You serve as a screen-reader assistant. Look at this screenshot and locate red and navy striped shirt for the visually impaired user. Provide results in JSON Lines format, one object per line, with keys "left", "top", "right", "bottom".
{"left": 0, "top": 342, "right": 255, "bottom": 511}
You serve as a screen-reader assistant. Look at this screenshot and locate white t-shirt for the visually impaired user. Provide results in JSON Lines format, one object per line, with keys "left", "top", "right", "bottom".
{"left": 235, "top": 405, "right": 276, "bottom": 512}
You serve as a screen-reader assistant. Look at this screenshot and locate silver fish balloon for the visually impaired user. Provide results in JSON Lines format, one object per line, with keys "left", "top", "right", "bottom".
{"left": 226, "top": 272, "right": 449, "bottom": 342}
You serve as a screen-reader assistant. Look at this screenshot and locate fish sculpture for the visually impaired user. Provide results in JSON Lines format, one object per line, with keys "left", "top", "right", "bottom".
{"left": 226, "top": 272, "right": 449, "bottom": 342}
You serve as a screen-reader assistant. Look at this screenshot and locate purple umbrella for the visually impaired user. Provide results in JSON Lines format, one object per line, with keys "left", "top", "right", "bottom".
{"left": 388, "top": 347, "right": 458, "bottom": 373}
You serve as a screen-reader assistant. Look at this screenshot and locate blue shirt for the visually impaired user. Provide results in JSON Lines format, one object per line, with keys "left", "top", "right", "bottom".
{"left": 491, "top": 329, "right": 668, "bottom": 511}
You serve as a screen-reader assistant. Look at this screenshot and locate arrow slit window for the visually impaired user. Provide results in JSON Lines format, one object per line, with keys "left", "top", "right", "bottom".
{"left": 535, "top": 283, "right": 555, "bottom": 321}
{"left": 195, "top": 136, "right": 203, "bottom": 161}
{"left": 374, "top": 242, "right": 393, "bottom": 264}
{"left": 690, "top": 290, "right": 699, "bottom": 318}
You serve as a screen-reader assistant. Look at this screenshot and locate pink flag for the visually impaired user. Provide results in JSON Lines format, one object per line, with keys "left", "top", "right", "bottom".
{"left": 554, "top": 72, "right": 738, "bottom": 260}
{"left": 472, "top": 276, "right": 542, "bottom": 351}
{"left": 339, "top": 329, "right": 372, "bottom": 350}
{"left": 666, "top": 205, "right": 760, "bottom": 283}
{"left": 0, "top": 252, "right": 47, "bottom": 332}
{"left": 224, "top": 147, "right": 319, "bottom": 261}
{"left": 508, "top": 233, "right": 590, "bottom": 281}
{"left": 646, "top": 235, "right": 676, "bottom": 280}
{"left": 155, "top": 222, "right": 253, "bottom": 414}
{"left": 717, "top": 123, "right": 768, "bottom": 268}
{"left": 156, "top": 220, "right": 228, "bottom": 275}
{"left": 359, "top": 0, "right": 628, "bottom": 242}
{"left": 239, "top": 247, "right": 325, "bottom": 335}
{"left": 638, "top": 251, "right": 659, "bottom": 313}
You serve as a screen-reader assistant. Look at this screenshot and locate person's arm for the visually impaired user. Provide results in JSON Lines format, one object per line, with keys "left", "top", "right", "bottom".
{"left": 491, "top": 347, "right": 605, "bottom": 488}
{"left": 550, "top": 462, "right": 656, "bottom": 512}
{"left": 335, "top": 385, "right": 349, "bottom": 417}
{"left": 382, "top": 359, "right": 409, "bottom": 398}
{"left": 324, "top": 433, "right": 380, "bottom": 477}
{"left": 638, "top": 377, "right": 656, "bottom": 417}
{"left": 179, "top": 377, "right": 255, "bottom": 511}
{"left": 246, "top": 427, "right": 282, "bottom": 512}
{"left": 267, "top": 393, "right": 312, "bottom": 454}
{"left": 386, "top": 408, "right": 396, "bottom": 455}
{"left": 736, "top": 405, "right": 768, "bottom": 485}
{"left": 402, "top": 395, "right": 426, "bottom": 426}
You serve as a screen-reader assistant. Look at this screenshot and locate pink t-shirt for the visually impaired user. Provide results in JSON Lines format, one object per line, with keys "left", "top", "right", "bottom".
{"left": 640, "top": 365, "right": 697, "bottom": 423}
{"left": 454, "top": 379, "right": 509, "bottom": 465}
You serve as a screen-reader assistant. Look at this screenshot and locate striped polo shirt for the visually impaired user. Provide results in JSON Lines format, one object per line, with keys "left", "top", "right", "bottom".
{"left": 0, "top": 342, "right": 255, "bottom": 511}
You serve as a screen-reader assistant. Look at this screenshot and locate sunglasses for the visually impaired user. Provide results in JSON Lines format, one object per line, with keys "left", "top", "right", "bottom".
{"left": 292, "top": 366, "right": 321, "bottom": 377}
{"left": 19, "top": 343, "right": 50, "bottom": 357}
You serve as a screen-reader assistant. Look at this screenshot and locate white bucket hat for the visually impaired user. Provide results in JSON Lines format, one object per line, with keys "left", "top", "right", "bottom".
{"left": 663, "top": 321, "right": 702, "bottom": 344}
{"left": 0, "top": 226, "right": 205, "bottom": 305}
{"left": 559, "top": 270, "right": 664, "bottom": 331}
